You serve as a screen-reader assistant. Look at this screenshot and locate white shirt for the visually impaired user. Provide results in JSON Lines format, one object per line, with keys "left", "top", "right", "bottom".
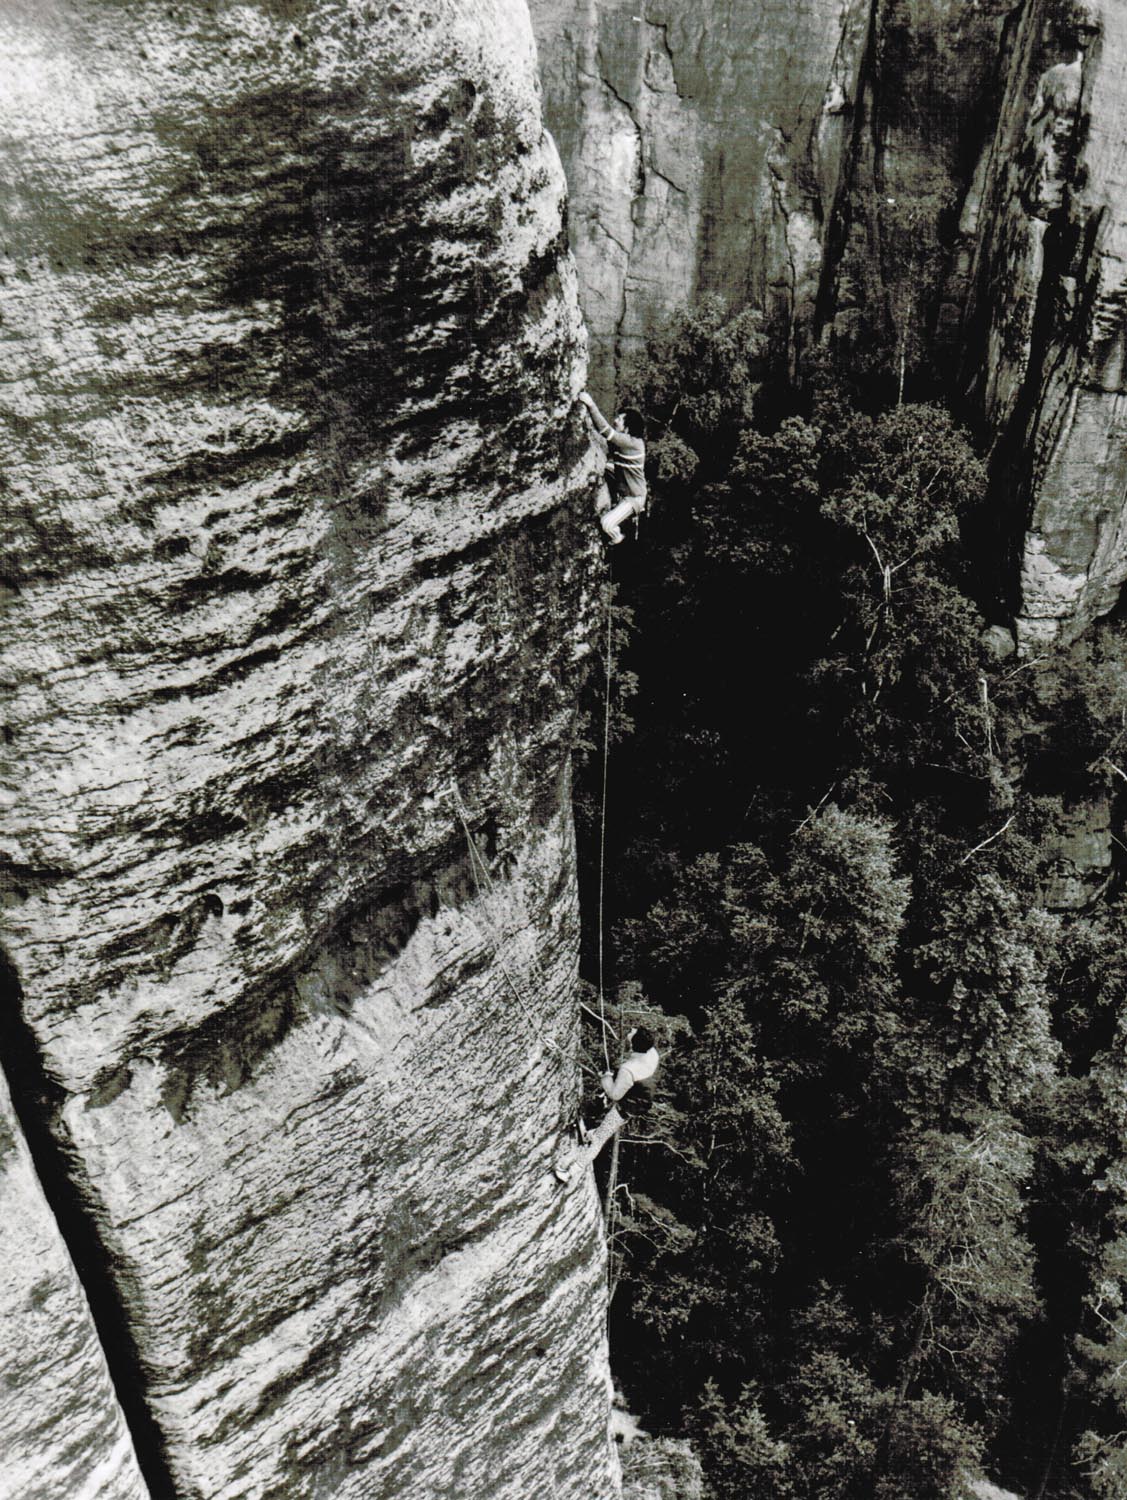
{"left": 604, "top": 1047, "right": 659, "bottom": 1101}
{"left": 621, "top": 1047, "right": 659, "bottom": 1085}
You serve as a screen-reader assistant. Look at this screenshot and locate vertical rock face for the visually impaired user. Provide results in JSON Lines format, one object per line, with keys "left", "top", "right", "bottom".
{"left": 827, "top": 0, "right": 1015, "bottom": 368}
{"left": 0, "top": 2, "right": 615, "bottom": 1497}
{"left": 961, "top": 0, "right": 1127, "bottom": 650}
{"left": 0, "top": 1069, "right": 148, "bottom": 1500}
{"left": 529, "top": 0, "right": 871, "bottom": 401}
{"left": 530, "top": 0, "right": 1018, "bottom": 394}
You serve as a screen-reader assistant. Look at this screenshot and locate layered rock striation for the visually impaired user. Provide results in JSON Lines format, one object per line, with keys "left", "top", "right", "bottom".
{"left": 1, "top": 2, "right": 614, "bottom": 1497}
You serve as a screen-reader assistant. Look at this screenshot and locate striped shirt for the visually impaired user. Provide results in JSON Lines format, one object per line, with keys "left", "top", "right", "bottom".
{"left": 607, "top": 430, "right": 646, "bottom": 500}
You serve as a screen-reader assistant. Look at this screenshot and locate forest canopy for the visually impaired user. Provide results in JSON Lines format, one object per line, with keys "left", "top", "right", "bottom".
{"left": 578, "top": 299, "right": 1127, "bottom": 1500}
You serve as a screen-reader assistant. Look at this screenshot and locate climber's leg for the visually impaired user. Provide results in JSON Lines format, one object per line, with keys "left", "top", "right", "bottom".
{"left": 600, "top": 499, "right": 634, "bottom": 544}
{"left": 583, "top": 1105, "right": 624, "bottom": 1162}
{"left": 553, "top": 1106, "right": 624, "bottom": 1185}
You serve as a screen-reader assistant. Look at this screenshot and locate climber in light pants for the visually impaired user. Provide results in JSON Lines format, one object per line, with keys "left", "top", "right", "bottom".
{"left": 555, "top": 1028, "right": 660, "bottom": 1184}
{"left": 578, "top": 391, "right": 647, "bottom": 544}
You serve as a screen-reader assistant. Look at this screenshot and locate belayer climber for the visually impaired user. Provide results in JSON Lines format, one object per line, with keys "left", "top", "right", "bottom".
{"left": 578, "top": 390, "right": 647, "bottom": 545}
{"left": 554, "top": 1027, "right": 660, "bottom": 1185}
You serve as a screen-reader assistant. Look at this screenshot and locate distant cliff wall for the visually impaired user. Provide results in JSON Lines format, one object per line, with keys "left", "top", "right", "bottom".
{"left": 0, "top": 2, "right": 614, "bottom": 1497}
{"left": 960, "top": 0, "right": 1127, "bottom": 650}
{"left": 530, "top": 0, "right": 1012, "bottom": 405}
{"left": 529, "top": 0, "right": 872, "bottom": 404}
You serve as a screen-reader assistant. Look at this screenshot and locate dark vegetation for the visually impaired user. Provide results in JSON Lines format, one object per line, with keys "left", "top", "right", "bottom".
{"left": 574, "top": 299, "right": 1127, "bottom": 1499}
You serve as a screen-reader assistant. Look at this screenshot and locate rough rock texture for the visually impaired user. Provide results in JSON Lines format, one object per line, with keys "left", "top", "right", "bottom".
{"left": 961, "top": 0, "right": 1127, "bottom": 650}
{"left": 531, "top": 0, "right": 1013, "bottom": 399}
{"left": 529, "top": 0, "right": 871, "bottom": 402}
{"left": 828, "top": 0, "right": 1015, "bottom": 368}
{"left": 0, "top": 2, "right": 616, "bottom": 1497}
{"left": 1041, "top": 794, "right": 1113, "bottom": 908}
{"left": 0, "top": 1068, "right": 148, "bottom": 1500}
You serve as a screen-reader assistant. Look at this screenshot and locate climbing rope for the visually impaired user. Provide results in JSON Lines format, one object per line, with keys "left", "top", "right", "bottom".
{"left": 452, "top": 784, "right": 608, "bottom": 1090}
{"left": 451, "top": 570, "right": 624, "bottom": 1244}
{"left": 605, "top": 1128, "right": 623, "bottom": 1305}
{"left": 593, "top": 581, "right": 628, "bottom": 1300}
{"left": 596, "top": 585, "right": 614, "bottom": 1073}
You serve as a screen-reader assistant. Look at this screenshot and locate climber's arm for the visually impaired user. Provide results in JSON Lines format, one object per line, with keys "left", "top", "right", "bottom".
{"left": 600, "top": 1065, "right": 636, "bottom": 1102}
{"left": 579, "top": 390, "right": 614, "bottom": 439}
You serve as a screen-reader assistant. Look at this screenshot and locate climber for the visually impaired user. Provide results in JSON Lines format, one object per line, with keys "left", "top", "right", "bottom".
{"left": 578, "top": 391, "right": 647, "bottom": 544}
{"left": 555, "top": 1027, "right": 660, "bottom": 1183}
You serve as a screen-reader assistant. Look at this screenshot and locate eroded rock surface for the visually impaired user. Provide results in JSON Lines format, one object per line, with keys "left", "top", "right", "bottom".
{"left": 962, "top": 0, "right": 1127, "bottom": 650}
{"left": 0, "top": 2, "right": 614, "bottom": 1496}
{"left": 0, "top": 1070, "right": 148, "bottom": 1500}
{"left": 530, "top": 0, "right": 871, "bottom": 401}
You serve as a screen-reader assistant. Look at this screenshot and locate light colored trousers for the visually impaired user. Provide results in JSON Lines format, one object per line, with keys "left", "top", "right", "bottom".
{"left": 584, "top": 1105, "right": 625, "bottom": 1163}
{"left": 558, "top": 1106, "right": 626, "bottom": 1184}
{"left": 600, "top": 497, "right": 645, "bottom": 544}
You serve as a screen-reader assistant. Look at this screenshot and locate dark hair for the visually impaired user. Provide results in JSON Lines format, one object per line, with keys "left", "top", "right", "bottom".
{"left": 631, "top": 1026, "right": 655, "bottom": 1053}
{"left": 618, "top": 408, "right": 646, "bottom": 439}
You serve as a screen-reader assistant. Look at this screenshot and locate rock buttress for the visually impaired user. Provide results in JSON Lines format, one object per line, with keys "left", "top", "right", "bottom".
{"left": 825, "top": 0, "right": 1015, "bottom": 374}
{"left": 529, "top": 0, "right": 872, "bottom": 400}
{"left": 960, "top": 0, "right": 1127, "bottom": 650}
{"left": 0, "top": 1062, "right": 148, "bottom": 1500}
{"left": 0, "top": 2, "right": 616, "bottom": 1496}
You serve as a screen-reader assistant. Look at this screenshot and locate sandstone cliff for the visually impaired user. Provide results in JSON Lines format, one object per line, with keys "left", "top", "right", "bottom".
{"left": 0, "top": 2, "right": 615, "bottom": 1497}
{"left": 529, "top": 0, "right": 872, "bottom": 403}
{"left": 960, "top": 0, "right": 1127, "bottom": 650}
{"left": 0, "top": 1066, "right": 148, "bottom": 1500}
{"left": 529, "top": 0, "right": 1017, "bottom": 401}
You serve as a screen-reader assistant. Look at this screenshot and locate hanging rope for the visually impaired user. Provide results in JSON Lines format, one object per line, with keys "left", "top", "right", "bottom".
{"left": 593, "top": 583, "right": 658, "bottom": 1305}
{"left": 592, "top": 580, "right": 629, "bottom": 1302}
{"left": 450, "top": 574, "right": 623, "bottom": 1227}
{"left": 596, "top": 585, "right": 614, "bottom": 1073}
{"left": 605, "top": 1128, "right": 623, "bottom": 1305}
